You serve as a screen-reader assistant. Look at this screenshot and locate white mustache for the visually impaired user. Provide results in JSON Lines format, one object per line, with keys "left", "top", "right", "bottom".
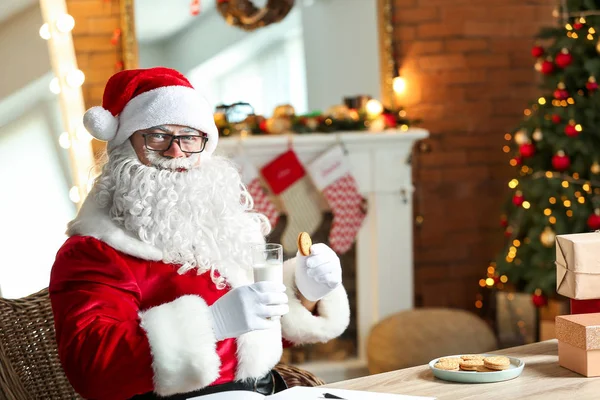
{"left": 145, "top": 149, "right": 201, "bottom": 170}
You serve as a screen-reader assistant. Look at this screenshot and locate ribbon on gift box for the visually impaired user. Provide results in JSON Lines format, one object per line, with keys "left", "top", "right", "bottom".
{"left": 572, "top": 299, "right": 600, "bottom": 315}
{"left": 556, "top": 233, "right": 600, "bottom": 300}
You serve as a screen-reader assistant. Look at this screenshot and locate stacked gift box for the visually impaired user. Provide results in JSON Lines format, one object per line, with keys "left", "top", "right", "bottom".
{"left": 555, "top": 233, "right": 600, "bottom": 376}
{"left": 556, "top": 233, "right": 600, "bottom": 314}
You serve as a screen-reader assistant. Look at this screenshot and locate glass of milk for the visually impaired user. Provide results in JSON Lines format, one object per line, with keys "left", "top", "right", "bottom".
{"left": 250, "top": 243, "right": 283, "bottom": 284}
{"left": 251, "top": 243, "right": 283, "bottom": 320}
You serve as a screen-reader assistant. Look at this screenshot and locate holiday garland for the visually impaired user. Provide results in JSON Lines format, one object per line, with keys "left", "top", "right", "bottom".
{"left": 214, "top": 103, "right": 420, "bottom": 136}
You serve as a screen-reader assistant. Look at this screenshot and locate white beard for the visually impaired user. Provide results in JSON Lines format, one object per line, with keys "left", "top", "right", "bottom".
{"left": 93, "top": 142, "right": 270, "bottom": 289}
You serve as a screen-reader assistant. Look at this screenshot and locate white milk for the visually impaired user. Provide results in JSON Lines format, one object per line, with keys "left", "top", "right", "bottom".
{"left": 253, "top": 260, "right": 284, "bottom": 320}
{"left": 252, "top": 259, "right": 283, "bottom": 283}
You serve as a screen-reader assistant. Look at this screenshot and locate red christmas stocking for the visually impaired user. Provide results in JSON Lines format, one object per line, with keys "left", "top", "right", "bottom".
{"left": 233, "top": 153, "right": 280, "bottom": 228}
{"left": 261, "top": 150, "right": 323, "bottom": 254}
{"left": 307, "top": 145, "right": 366, "bottom": 254}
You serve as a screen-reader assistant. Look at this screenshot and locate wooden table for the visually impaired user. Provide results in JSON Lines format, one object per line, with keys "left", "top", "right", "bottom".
{"left": 326, "top": 340, "right": 598, "bottom": 399}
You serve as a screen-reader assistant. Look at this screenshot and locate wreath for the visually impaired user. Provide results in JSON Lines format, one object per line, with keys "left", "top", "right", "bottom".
{"left": 216, "top": 0, "right": 295, "bottom": 31}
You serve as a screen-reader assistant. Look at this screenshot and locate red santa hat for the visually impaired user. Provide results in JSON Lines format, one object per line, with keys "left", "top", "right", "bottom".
{"left": 83, "top": 67, "right": 218, "bottom": 155}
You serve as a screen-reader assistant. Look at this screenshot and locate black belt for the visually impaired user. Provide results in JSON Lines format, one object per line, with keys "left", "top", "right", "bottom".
{"left": 130, "top": 370, "right": 286, "bottom": 399}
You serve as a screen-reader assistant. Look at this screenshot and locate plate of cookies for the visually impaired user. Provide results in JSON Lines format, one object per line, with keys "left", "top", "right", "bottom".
{"left": 429, "top": 354, "right": 524, "bottom": 384}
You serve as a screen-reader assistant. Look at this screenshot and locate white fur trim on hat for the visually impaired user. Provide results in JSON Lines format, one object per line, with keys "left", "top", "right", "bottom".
{"left": 139, "top": 295, "right": 221, "bottom": 396}
{"left": 280, "top": 258, "right": 351, "bottom": 344}
{"left": 107, "top": 86, "right": 219, "bottom": 155}
{"left": 83, "top": 106, "right": 119, "bottom": 141}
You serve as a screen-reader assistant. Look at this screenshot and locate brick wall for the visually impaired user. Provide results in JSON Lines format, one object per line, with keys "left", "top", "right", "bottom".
{"left": 65, "top": 0, "right": 555, "bottom": 313}
{"left": 67, "top": 0, "right": 122, "bottom": 156}
{"left": 393, "top": 0, "right": 555, "bottom": 310}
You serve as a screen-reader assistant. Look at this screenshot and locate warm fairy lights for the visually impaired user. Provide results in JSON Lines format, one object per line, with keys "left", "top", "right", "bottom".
{"left": 365, "top": 99, "right": 384, "bottom": 116}
{"left": 58, "top": 132, "right": 71, "bottom": 149}
{"left": 392, "top": 76, "right": 406, "bottom": 94}
{"left": 40, "top": 0, "right": 95, "bottom": 209}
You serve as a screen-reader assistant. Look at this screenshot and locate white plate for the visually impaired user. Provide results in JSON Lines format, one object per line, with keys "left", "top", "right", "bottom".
{"left": 428, "top": 354, "right": 525, "bottom": 384}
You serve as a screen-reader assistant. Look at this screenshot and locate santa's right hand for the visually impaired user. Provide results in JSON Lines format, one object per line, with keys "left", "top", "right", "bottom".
{"left": 209, "top": 281, "right": 289, "bottom": 340}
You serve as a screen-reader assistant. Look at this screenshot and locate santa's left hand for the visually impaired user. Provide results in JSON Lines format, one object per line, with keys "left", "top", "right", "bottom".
{"left": 295, "top": 243, "right": 342, "bottom": 302}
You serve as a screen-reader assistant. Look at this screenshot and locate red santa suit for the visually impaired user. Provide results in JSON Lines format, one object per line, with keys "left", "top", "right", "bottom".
{"left": 50, "top": 67, "right": 351, "bottom": 399}
{"left": 50, "top": 196, "right": 351, "bottom": 399}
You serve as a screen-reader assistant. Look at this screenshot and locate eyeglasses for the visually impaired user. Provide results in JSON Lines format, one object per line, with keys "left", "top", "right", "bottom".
{"left": 141, "top": 133, "right": 209, "bottom": 154}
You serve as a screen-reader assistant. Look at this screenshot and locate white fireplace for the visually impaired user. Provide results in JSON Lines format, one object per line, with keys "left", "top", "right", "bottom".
{"left": 217, "top": 128, "right": 429, "bottom": 382}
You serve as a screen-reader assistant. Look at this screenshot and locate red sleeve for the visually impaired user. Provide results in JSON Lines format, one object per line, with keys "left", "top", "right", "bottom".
{"left": 49, "top": 236, "right": 154, "bottom": 400}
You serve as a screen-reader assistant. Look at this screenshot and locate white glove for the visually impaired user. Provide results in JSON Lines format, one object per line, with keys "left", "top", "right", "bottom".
{"left": 295, "top": 243, "right": 342, "bottom": 302}
{"left": 210, "top": 282, "right": 289, "bottom": 341}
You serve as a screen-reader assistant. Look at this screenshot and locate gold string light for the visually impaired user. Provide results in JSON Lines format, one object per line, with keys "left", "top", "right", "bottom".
{"left": 40, "top": 0, "right": 95, "bottom": 209}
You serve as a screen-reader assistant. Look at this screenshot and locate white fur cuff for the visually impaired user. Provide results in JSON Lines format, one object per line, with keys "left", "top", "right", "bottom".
{"left": 139, "top": 295, "right": 221, "bottom": 396}
{"left": 281, "top": 258, "right": 351, "bottom": 344}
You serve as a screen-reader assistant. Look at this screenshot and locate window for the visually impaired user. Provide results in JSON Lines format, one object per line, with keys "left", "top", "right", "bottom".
{"left": 0, "top": 108, "right": 75, "bottom": 298}
{"left": 190, "top": 31, "right": 308, "bottom": 118}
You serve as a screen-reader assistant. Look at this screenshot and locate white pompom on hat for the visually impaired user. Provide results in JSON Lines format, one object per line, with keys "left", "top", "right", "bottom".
{"left": 83, "top": 67, "right": 219, "bottom": 155}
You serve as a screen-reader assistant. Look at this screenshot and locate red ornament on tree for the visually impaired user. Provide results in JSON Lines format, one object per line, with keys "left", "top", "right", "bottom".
{"left": 587, "top": 210, "right": 600, "bottom": 230}
{"left": 564, "top": 122, "right": 580, "bottom": 137}
{"left": 532, "top": 293, "right": 548, "bottom": 308}
{"left": 500, "top": 215, "right": 508, "bottom": 228}
{"left": 531, "top": 45, "right": 544, "bottom": 58}
{"left": 555, "top": 49, "right": 573, "bottom": 68}
{"left": 551, "top": 114, "right": 561, "bottom": 124}
{"left": 519, "top": 143, "right": 535, "bottom": 158}
{"left": 512, "top": 191, "right": 525, "bottom": 207}
{"left": 553, "top": 89, "right": 569, "bottom": 100}
{"left": 553, "top": 82, "right": 569, "bottom": 100}
{"left": 540, "top": 60, "right": 555, "bottom": 75}
{"left": 513, "top": 156, "right": 523, "bottom": 166}
{"left": 587, "top": 76, "right": 598, "bottom": 92}
{"left": 574, "top": 22, "right": 584, "bottom": 30}
{"left": 552, "top": 151, "right": 570, "bottom": 171}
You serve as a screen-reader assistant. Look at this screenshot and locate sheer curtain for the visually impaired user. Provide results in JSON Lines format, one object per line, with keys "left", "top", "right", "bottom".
{"left": 0, "top": 107, "right": 74, "bottom": 298}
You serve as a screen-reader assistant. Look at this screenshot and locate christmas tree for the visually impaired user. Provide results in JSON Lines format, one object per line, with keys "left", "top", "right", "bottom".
{"left": 488, "top": 0, "right": 600, "bottom": 306}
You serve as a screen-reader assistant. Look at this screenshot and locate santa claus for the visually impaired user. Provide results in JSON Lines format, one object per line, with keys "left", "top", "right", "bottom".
{"left": 49, "top": 67, "right": 350, "bottom": 400}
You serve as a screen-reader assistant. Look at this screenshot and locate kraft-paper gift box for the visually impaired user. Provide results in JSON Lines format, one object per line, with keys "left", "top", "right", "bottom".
{"left": 556, "top": 233, "right": 600, "bottom": 300}
{"left": 556, "top": 313, "right": 600, "bottom": 377}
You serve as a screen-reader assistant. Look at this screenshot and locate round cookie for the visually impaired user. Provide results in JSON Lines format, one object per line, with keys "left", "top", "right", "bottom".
{"left": 475, "top": 365, "right": 496, "bottom": 372}
{"left": 439, "top": 357, "right": 460, "bottom": 363}
{"left": 459, "top": 359, "right": 484, "bottom": 371}
{"left": 461, "top": 354, "right": 484, "bottom": 361}
{"left": 434, "top": 361, "right": 459, "bottom": 371}
{"left": 483, "top": 356, "right": 510, "bottom": 371}
{"left": 297, "top": 232, "right": 312, "bottom": 256}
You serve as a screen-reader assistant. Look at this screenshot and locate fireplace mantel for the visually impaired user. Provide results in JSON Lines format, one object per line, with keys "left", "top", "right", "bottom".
{"left": 216, "top": 128, "right": 429, "bottom": 381}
